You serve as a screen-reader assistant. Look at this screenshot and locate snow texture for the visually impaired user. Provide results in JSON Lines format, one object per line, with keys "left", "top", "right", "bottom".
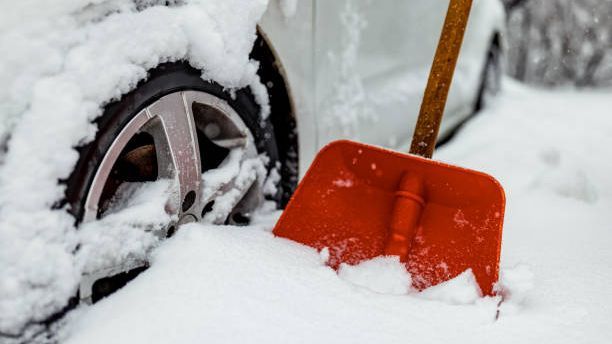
{"left": 62, "top": 224, "right": 500, "bottom": 344}
{"left": 63, "top": 80, "right": 612, "bottom": 343}
{"left": 0, "top": 0, "right": 270, "bottom": 336}
{"left": 417, "top": 269, "right": 482, "bottom": 305}
{"left": 199, "top": 148, "right": 267, "bottom": 224}
{"left": 338, "top": 256, "right": 412, "bottom": 295}
{"left": 495, "top": 264, "right": 535, "bottom": 315}
{"left": 76, "top": 180, "right": 175, "bottom": 276}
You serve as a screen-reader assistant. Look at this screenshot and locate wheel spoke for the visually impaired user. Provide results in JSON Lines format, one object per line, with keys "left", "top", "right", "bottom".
{"left": 83, "top": 110, "right": 150, "bottom": 223}
{"left": 146, "top": 92, "right": 202, "bottom": 217}
{"left": 222, "top": 177, "right": 262, "bottom": 226}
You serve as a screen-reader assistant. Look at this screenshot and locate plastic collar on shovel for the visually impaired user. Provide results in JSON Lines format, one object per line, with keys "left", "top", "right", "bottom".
{"left": 273, "top": 0, "right": 505, "bottom": 296}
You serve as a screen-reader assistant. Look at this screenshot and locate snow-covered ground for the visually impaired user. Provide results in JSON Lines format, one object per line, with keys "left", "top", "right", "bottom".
{"left": 60, "top": 81, "right": 612, "bottom": 343}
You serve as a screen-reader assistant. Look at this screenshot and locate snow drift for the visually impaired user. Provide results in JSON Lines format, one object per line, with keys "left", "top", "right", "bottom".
{"left": 63, "top": 80, "right": 612, "bottom": 344}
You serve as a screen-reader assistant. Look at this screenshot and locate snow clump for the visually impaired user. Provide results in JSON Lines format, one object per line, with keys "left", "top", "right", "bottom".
{"left": 76, "top": 180, "right": 175, "bottom": 276}
{"left": 495, "top": 264, "right": 535, "bottom": 314}
{"left": 338, "top": 256, "right": 413, "bottom": 295}
{"left": 417, "top": 269, "right": 483, "bottom": 305}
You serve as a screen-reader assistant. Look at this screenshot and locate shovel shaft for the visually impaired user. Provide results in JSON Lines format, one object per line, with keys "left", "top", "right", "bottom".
{"left": 410, "top": 0, "right": 474, "bottom": 158}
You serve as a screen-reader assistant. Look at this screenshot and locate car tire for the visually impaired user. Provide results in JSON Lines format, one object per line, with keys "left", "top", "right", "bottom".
{"left": 63, "top": 61, "right": 281, "bottom": 303}
{"left": 475, "top": 38, "right": 502, "bottom": 112}
{"left": 436, "top": 38, "right": 502, "bottom": 147}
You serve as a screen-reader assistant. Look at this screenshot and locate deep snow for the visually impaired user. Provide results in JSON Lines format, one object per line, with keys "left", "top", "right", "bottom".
{"left": 61, "top": 81, "right": 612, "bottom": 343}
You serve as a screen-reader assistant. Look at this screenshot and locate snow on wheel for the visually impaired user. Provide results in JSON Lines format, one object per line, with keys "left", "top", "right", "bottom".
{"left": 64, "top": 62, "right": 280, "bottom": 304}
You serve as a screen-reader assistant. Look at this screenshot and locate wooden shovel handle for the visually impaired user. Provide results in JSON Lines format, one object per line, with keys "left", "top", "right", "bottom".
{"left": 409, "top": 0, "right": 473, "bottom": 158}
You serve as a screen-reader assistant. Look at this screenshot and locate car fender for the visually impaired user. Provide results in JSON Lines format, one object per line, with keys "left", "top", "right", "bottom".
{"left": 260, "top": 1, "right": 317, "bottom": 178}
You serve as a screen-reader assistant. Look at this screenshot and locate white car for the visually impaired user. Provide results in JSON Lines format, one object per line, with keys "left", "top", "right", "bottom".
{"left": 0, "top": 0, "right": 504, "bottom": 340}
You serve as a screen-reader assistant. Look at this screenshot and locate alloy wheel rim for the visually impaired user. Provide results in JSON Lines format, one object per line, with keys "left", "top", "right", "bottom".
{"left": 79, "top": 90, "right": 262, "bottom": 302}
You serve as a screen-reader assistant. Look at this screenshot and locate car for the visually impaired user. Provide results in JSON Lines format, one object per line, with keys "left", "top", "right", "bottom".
{"left": 0, "top": 0, "right": 505, "bottom": 340}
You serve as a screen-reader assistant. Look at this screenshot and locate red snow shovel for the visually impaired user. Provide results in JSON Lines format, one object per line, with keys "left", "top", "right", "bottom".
{"left": 274, "top": 0, "right": 505, "bottom": 296}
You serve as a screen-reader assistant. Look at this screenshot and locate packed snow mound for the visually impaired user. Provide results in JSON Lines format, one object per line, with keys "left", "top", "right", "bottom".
{"left": 417, "top": 269, "right": 482, "bottom": 305}
{"left": 495, "top": 264, "right": 534, "bottom": 315}
{"left": 62, "top": 224, "right": 500, "bottom": 344}
{"left": 338, "top": 256, "right": 412, "bottom": 295}
{"left": 0, "top": 0, "right": 270, "bottom": 336}
{"left": 338, "top": 257, "right": 485, "bottom": 302}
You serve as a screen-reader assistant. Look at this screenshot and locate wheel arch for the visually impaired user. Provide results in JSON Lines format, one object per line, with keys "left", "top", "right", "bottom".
{"left": 474, "top": 30, "right": 503, "bottom": 112}
{"left": 62, "top": 28, "right": 299, "bottom": 221}
{"left": 252, "top": 27, "right": 299, "bottom": 206}
{"left": 437, "top": 29, "right": 504, "bottom": 147}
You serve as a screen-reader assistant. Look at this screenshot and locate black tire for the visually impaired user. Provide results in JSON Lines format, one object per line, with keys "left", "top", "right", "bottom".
{"left": 475, "top": 37, "right": 502, "bottom": 112}
{"left": 437, "top": 37, "right": 502, "bottom": 147}
{"left": 64, "top": 61, "right": 280, "bottom": 222}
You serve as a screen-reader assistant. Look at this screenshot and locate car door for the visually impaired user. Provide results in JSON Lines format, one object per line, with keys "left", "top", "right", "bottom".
{"left": 314, "top": 0, "right": 456, "bottom": 150}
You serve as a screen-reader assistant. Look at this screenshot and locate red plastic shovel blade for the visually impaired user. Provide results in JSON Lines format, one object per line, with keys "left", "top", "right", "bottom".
{"left": 274, "top": 140, "right": 505, "bottom": 295}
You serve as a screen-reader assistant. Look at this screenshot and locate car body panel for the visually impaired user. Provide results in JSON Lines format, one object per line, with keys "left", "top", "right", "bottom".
{"left": 260, "top": 0, "right": 505, "bottom": 177}
{"left": 260, "top": 2, "right": 317, "bottom": 178}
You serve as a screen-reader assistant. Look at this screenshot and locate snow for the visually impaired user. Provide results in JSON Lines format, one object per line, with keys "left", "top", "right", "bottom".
{"left": 61, "top": 225, "right": 500, "bottom": 344}
{"left": 0, "top": 0, "right": 271, "bottom": 336}
{"left": 61, "top": 80, "right": 612, "bottom": 343}
{"left": 495, "top": 264, "right": 534, "bottom": 314}
{"left": 417, "top": 269, "right": 482, "bottom": 305}
{"left": 437, "top": 80, "right": 612, "bottom": 338}
{"left": 338, "top": 256, "right": 412, "bottom": 295}
{"left": 198, "top": 148, "right": 267, "bottom": 224}
{"left": 76, "top": 180, "right": 174, "bottom": 276}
